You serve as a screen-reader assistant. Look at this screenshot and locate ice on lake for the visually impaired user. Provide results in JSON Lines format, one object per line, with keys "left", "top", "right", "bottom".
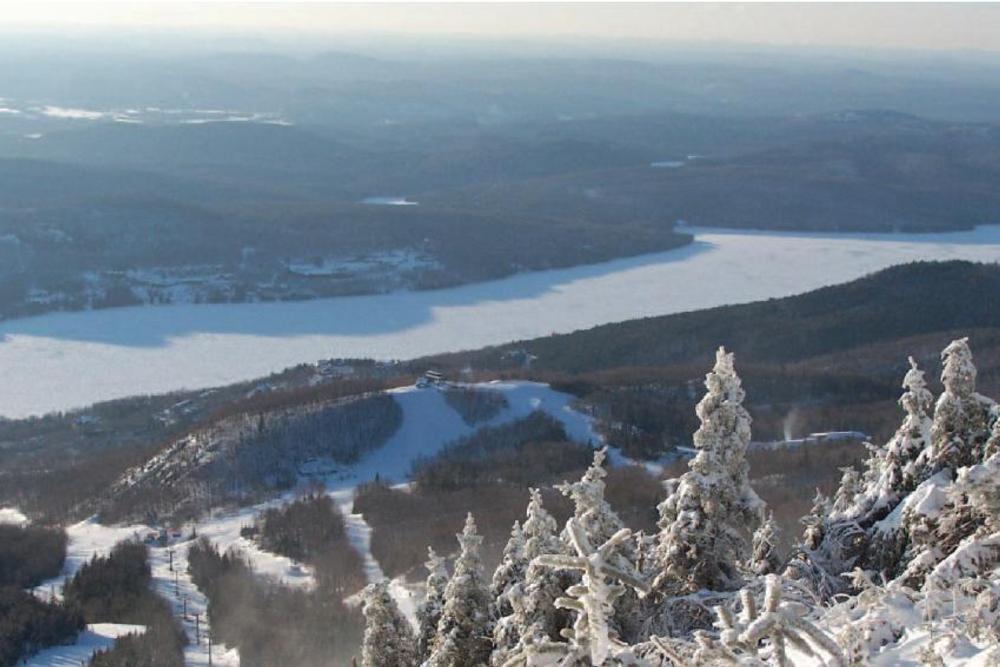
{"left": 0, "top": 226, "right": 998, "bottom": 418}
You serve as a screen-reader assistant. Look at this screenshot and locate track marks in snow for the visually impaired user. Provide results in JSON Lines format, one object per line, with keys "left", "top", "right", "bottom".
{"left": 149, "top": 540, "right": 240, "bottom": 666}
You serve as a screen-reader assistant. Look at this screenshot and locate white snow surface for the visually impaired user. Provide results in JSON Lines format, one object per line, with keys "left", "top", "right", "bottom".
{"left": 31, "top": 381, "right": 597, "bottom": 663}
{"left": 21, "top": 623, "right": 146, "bottom": 666}
{"left": 0, "top": 506, "right": 29, "bottom": 525}
{"left": 149, "top": 538, "right": 241, "bottom": 666}
{"left": 34, "top": 518, "right": 148, "bottom": 601}
{"left": 175, "top": 381, "right": 604, "bottom": 591}
{"left": 329, "top": 381, "right": 603, "bottom": 488}
{"left": 2, "top": 226, "right": 1000, "bottom": 418}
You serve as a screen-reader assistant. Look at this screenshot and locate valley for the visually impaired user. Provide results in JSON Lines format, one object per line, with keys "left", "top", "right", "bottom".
{"left": 1, "top": 225, "right": 997, "bottom": 418}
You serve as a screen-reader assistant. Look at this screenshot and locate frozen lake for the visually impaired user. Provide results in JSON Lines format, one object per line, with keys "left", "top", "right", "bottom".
{"left": 1, "top": 226, "right": 998, "bottom": 418}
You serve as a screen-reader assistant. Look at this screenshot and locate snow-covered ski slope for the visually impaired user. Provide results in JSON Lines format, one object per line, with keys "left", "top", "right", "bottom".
{"left": 27, "top": 518, "right": 241, "bottom": 665}
{"left": 3, "top": 225, "right": 1000, "bottom": 418}
{"left": 31, "top": 381, "right": 600, "bottom": 664}
{"left": 326, "top": 381, "right": 604, "bottom": 490}
{"left": 143, "top": 381, "right": 606, "bottom": 591}
{"left": 21, "top": 624, "right": 146, "bottom": 667}
{"left": 34, "top": 518, "right": 148, "bottom": 601}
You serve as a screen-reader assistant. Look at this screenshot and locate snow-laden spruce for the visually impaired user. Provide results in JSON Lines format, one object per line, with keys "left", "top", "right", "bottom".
{"left": 427, "top": 514, "right": 492, "bottom": 667}
{"left": 490, "top": 521, "right": 528, "bottom": 663}
{"left": 504, "top": 520, "right": 650, "bottom": 666}
{"left": 654, "top": 347, "right": 764, "bottom": 594}
{"left": 929, "top": 338, "right": 994, "bottom": 472}
{"left": 506, "top": 488, "right": 568, "bottom": 663}
{"left": 366, "top": 337, "right": 1000, "bottom": 666}
{"left": 418, "top": 547, "right": 450, "bottom": 663}
{"left": 854, "top": 356, "right": 934, "bottom": 521}
{"left": 362, "top": 579, "right": 416, "bottom": 667}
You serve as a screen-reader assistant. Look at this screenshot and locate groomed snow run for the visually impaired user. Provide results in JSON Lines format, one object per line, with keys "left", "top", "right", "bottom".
{"left": 149, "top": 539, "right": 241, "bottom": 666}
{"left": 180, "top": 381, "right": 605, "bottom": 587}
{"left": 326, "top": 381, "right": 604, "bottom": 489}
{"left": 34, "top": 518, "right": 148, "bottom": 601}
{"left": 20, "top": 623, "right": 145, "bottom": 666}
{"left": 147, "top": 381, "right": 605, "bottom": 637}
{"left": 26, "top": 517, "right": 240, "bottom": 665}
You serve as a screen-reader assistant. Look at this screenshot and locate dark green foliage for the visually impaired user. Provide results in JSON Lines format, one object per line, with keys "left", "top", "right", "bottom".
{"left": 187, "top": 539, "right": 363, "bottom": 667}
{"left": 0, "top": 524, "right": 66, "bottom": 588}
{"left": 442, "top": 387, "right": 509, "bottom": 425}
{"left": 411, "top": 412, "right": 590, "bottom": 491}
{"left": 65, "top": 542, "right": 151, "bottom": 622}
{"left": 257, "top": 494, "right": 366, "bottom": 595}
{"left": 0, "top": 587, "right": 84, "bottom": 667}
{"left": 251, "top": 393, "right": 404, "bottom": 466}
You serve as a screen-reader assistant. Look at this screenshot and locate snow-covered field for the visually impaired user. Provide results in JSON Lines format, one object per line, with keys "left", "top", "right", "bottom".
{"left": 21, "top": 624, "right": 146, "bottom": 667}
{"left": 1, "top": 226, "right": 998, "bottom": 418}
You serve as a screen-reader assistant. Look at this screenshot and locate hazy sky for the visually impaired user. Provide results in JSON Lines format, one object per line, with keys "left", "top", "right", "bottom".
{"left": 3, "top": 2, "right": 1000, "bottom": 53}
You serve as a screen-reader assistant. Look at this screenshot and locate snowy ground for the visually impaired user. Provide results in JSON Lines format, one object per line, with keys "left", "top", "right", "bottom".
{"left": 323, "top": 381, "right": 604, "bottom": 489}
{"left": 148, "top": 539, "right": 241, "bottom": 666}
{"left": 3, "top": 225, "right": 1000, "bottom": 418}
{"left": 181, "top": 381, "right": 604, "bottom": 593}
{"left": 25, "top": 517, "right": 240, "bottom": 665}
{"left": 30, "top": 381, "right": 601, "bottom": 663}
{"left": 0, "top": 506, "right": 29, "bottom": 525}
{"left": 21, "top": 624, "right": 146, "bottom": 667}
{"left": 34, "top": 518, "right": 148, "bottom": 601}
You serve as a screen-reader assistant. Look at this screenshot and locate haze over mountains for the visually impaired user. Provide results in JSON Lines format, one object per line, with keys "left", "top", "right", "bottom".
{"left": 2, "top": 40, "right": 1000, "bottom": 323}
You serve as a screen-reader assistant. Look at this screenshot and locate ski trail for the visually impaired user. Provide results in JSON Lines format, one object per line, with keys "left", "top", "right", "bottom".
{"left": 332, "top": 488, "right": 385, "bottom": 584}
{"left": 149, "top": 539, "right": 240, "bottom": 666}
{"left": 26, "top": 516, "right": 239, "bottom": 665}
{"left": 21, "top": 623, "right": 146, "bottom": 666}
{"left": 331, "top": 487, "right": 419, "bottom": 629}
{"left": 33, "top": 518, "right": 147, "bottom": 602}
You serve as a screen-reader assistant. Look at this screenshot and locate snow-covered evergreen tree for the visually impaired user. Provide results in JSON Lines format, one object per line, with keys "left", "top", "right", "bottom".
{"left": 418, "top": 546, "right": 450, "bottom": 662}
{"left": 831, "top": 466, "right": 863, "bottom": 516}
{"left": 557, "top": 447, "right": 626, "bottom": 551}
{"left": 708, "top": 575, "right": 846, "bottom": 667}
{"left": 361, "top": 579, "right": 416, "bottom": 667}
{"left": 654, "top": 347, "right": 764, "bottom": 593}
{"left": 507, "top": 519, "right": 649, "bottom": 666}
{"left": 428, "top": 513, "right": 492, "bottom": 667}
{"left": 517, "top": 488, "right": 568, "bottom": 650}
{"left": 491, "top": 521, "right": 528, "bottom": 662}
{"left": 861, "top": 357, "right": 935, "bottom": 512}
{"left": 493, "top": 521, "right": 528, "bottom": 605}
{"left": 929, "top": 338, "right": 994, "bottom": 473}
{"left": 559, "top": 447, "right": 650, "bottom": 642}
{"left": 747, "top": 511, "right": 783, "bottom": 576}
{"left": 983, "top": 408, "right": 1000, "bottom": 460}
{"left": 800, "top": 489, "right": 831, "bottom": 551}
{"left": 401, "top": 339, "right": 1000, "bottom": 666}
